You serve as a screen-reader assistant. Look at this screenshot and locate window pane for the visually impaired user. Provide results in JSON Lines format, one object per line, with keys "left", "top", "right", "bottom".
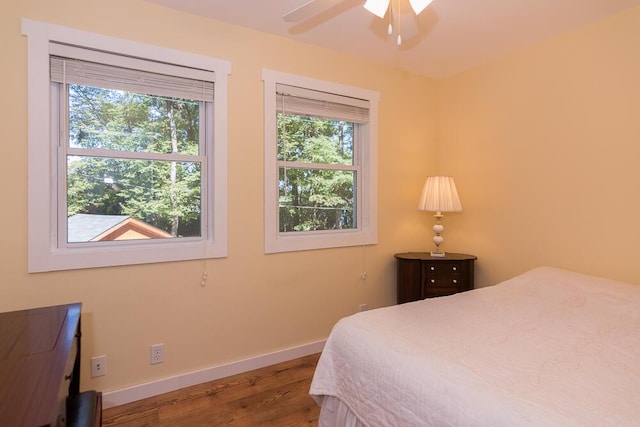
{"left": 277, "top": 114, "right": 354, "bottom": 165}
{"left": 67, "top": 156, "right": 201, "bottom": 242}
{"left": 279, "top": 167, "right": 356, "bottom": 232}
{"left": 68, "top": 84, "right": 200, "bottom": 155}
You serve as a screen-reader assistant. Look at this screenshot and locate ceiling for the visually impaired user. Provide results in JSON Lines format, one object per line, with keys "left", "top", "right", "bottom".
{"left": 143, "top": 0, "right": 640, "bottom": 78}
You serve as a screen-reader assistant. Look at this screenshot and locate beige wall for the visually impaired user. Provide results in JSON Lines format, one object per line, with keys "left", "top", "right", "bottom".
{"left": 1, "top": 1, "right": 437, "bottom": 393}
{"left": 438, "top": 7, "right": 640, "bottom": 287}
{"left": 5, "top": 0, "right": 639, "bottom": 398}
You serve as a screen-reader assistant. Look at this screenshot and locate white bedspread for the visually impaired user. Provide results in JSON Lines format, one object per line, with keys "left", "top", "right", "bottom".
{"left": 309, "top": 267, "right": 640, "bottom": 426}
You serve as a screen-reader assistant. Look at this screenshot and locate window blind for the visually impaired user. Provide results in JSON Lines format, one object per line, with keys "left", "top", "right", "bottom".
{"left": 276, "top": 84, "right": 369, "bottom": 123}
{"left": 50, "top": 55, "right": 214, "bottom": 102}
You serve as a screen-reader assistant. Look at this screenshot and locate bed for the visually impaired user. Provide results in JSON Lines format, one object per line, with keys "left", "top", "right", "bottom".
{"left": 309, "top": 267, "right": 640, "bottom": 426}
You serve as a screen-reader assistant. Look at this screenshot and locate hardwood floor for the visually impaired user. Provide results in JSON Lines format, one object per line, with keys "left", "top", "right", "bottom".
{"left": 102, "top": 353, "right": 321, "bottom": 426}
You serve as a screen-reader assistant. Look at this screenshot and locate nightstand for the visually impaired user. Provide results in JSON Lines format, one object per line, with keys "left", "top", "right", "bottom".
{"left": 394, "top": 252, "right": 477, "bottom": 304}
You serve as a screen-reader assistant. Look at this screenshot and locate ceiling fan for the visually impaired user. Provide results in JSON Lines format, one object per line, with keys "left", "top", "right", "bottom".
{"left": 283, "top": 0, "right": 434, "bottom": 46}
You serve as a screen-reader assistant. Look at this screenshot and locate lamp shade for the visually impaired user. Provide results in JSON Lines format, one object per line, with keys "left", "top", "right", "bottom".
{"left": 417, "top": 176, "right": 463, "bottom": 213}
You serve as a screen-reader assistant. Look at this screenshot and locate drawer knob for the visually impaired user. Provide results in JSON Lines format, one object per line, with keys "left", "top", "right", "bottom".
{"left": 430, "top": 266, "right": 435, "bottom": 271}
{"left": 431, "top": 279, "right": 435, "bottom": 284}
{"left": 453, "top": 279, "right": 458, "bottom": 284}
{"left": 452, "top": 266, "right": 457, "bottom": 271}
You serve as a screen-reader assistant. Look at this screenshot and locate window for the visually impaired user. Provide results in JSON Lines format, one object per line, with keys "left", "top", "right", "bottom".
{"left": 262, "top": 69, "right": 379, "bottom": 253}
{"left": 22, "top": 20, "right": 230, "bottom": 272}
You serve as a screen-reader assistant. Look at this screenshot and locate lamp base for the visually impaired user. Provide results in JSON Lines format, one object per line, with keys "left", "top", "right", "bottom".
{"left": 430, "top": 251, "right": 446, "bottom": 257}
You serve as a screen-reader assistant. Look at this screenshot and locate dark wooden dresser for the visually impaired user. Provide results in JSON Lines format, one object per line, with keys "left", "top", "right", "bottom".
{"left": 395, "top": 252, "right": 477, "bottom": 304}
{"left": 0, "top": 303, "right": 101, "bottom": 426}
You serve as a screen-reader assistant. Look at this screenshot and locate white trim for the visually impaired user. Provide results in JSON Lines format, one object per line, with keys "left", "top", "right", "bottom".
{"left": 22, "top": 19, "right": 229, "bottom": 73}
{"left": 22, "top": 19, "right": 230, "bottom": 272}
{"left": 262, "top": 69, "right": 379, "bottom": 254}
{"left": 101, "top": 340, "right": 326, "bottom": 409}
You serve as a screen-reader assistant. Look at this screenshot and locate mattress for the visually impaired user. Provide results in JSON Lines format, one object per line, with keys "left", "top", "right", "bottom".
{"left": 309, "top": 267, "right": 640, "bottom": 426}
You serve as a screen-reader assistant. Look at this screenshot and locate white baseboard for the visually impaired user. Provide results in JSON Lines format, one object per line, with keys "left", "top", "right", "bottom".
{"left": 101, "top": 340, "right": 325, "bottom": 409}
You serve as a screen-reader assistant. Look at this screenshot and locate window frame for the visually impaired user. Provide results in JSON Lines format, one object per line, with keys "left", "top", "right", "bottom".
{"left": 22, "top": 19, "right": 231, "bottom": 272}
{"left": 262, "top": 69, "right": 379, "bottom": 253}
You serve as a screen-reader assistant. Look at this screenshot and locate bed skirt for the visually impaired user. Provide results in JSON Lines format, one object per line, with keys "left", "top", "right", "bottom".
{"left": 317, "top": 395, "right": 366, "bottom": 427}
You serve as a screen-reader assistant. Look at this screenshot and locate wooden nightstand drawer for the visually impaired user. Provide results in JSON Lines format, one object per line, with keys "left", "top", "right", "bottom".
{"left": 395, "top": 253, "right": 477, "bottom": 304}
{"left": 424, "top": 275, "right": 463, "bottom": 288}
{"left": 423, "top": 261, "right": 467, "bottom": 288}
{"left": 423, "top": 262, "right": 463, "bottom": 274}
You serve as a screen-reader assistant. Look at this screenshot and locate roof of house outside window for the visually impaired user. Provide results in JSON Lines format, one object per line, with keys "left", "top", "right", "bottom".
{"left": 67, "top": 214, "right": 171, "bottom": 242}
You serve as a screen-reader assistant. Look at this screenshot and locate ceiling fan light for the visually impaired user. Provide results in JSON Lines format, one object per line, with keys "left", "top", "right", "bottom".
{"left": 364, "top": 0, "right": 390, "bottom": 19}
{"left": 408, "top": 0, "right": 434, "bottom": 15}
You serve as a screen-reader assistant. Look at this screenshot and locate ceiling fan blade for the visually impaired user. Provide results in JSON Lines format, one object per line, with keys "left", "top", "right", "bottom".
{"left": 283, "top": 0, "right": 345, "bottom": 22}
{"left": 408, "top": 0, "right": 434, "bottom": 15}
{"left": 364, "top": 0, "right": 391, "bottom": 19}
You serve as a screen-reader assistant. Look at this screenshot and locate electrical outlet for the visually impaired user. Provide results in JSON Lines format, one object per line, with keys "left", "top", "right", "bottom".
{"left": 359, "top": 304, "right": 368, "bottom": 312}
{"left": 91, "top": 355, "right": 106, "bottom": 377}
{"left": 150, "top": 343, "right": 164, "bottom": 365}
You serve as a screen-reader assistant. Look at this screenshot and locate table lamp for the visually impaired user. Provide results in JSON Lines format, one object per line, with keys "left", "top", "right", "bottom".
{"left": 417, "top": 176, "right": 462, "bottom": 257}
